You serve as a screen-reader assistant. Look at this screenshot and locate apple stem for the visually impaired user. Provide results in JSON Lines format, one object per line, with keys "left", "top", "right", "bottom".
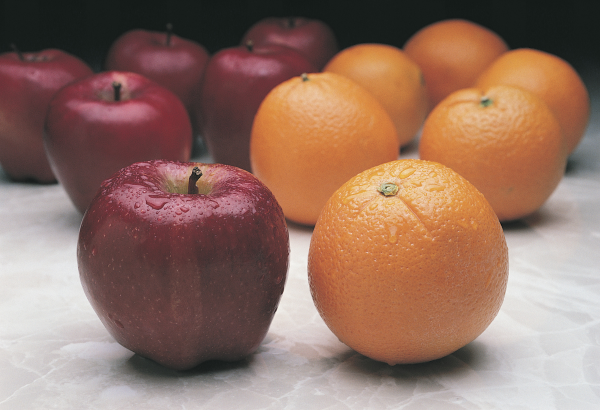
{"left": 165, "top": 23, "right": 173, "bottom": 46}
{"left": 245, "top": 40, "right": 254, "bottom": 52}
{"left": 287, "top": 17, "right": 296, "bottom": 29}
{"left": 10, "top": 43, "right": 24, "bottom": 61}
{"left": 112, "top": 82, "right": 122, "bottom": 102}
{"left": 188, "top": 167, "right": 202, "bottom": 194}
{"left": 301, "top": 73, "right": 309, "bottom": 82}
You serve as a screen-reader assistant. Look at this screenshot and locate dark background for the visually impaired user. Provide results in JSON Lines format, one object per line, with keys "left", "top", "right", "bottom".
{"left": 1, "top": 0, "right": 598, "bottom": 74}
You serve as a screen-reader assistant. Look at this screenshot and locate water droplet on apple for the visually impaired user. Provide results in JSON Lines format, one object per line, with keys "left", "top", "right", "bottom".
{"left": 108, "top": 313, "right": 124, "bottom": 328}
{"left": 145, "top": 195, "right": 170, "bottom": 210}
{"left": 134, "top": 202, "right": 141, "bottom": 209}
{"left": 180, "top": 206, "right": 189, "bottom": 213}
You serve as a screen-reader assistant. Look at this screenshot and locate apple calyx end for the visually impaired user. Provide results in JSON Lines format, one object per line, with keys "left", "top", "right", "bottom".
{"left": 188, "top": 166, "right": 202, "bottom": 194}
{"left": 301, "top": 73, "right": 309, "bottom": 82}
{"left": 245, "top": 40, "right": 254, "bottom": 52}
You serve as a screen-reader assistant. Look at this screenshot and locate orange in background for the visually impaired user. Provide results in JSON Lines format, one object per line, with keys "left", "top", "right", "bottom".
{"left": 323, "top": 43, "right": 429, "bottom": 147}
{"left": 419, "top": 85, "right": 568, "bottom": 222}
{"left": 476, "top": 48, "right": 590, "bottom": 154}
{"left": 403, "top": 18, "right": 509, "bottom": 108}
{"left": 250, "top": 72, "right": 399, "bottom": 226}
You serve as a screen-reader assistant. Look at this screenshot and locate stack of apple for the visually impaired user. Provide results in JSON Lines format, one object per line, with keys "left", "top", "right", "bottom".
{"left": 0, "top": 18, "right": 338, "bottom": 212}
{"left": 0, "top": 25, "right": 209, "bottom": 214}
{"left": 0, "top": 17, "right": 339, "bottom": 371}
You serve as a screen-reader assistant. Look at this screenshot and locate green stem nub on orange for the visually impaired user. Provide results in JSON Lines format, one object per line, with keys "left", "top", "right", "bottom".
{"left": 480, "top": 96, "right": 493, "bottom": 108}
{"left": 188, "top": 167, "right": 202, "bottom": 194}
{"left": 378, "top": 182, "right": 399, "bottom": 196}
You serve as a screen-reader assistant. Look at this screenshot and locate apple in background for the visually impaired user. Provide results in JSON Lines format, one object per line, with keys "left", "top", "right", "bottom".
{"left": 104, "top": 24, "right": 210, "bottom": 138}
{"left": 240, "top": 17, "right": 339, "bottom": 70}
{"left": 197, "top": 42, "right": 317, "bottom": 172}
{"left": 0, "top": 46, "right": 93, "bottom": 183}
{"left": 44, "top": 71, "right": 192, "bottom": 214}
{"left": 77, "top": 160, "right": 290, "bottom": 370}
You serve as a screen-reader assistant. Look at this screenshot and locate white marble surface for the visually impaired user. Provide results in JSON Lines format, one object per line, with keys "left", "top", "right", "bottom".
{"left": 2, "top": 70, "right": 600, "bottom": 409}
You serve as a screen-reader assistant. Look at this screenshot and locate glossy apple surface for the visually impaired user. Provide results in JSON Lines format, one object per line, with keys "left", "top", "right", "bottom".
{"left": 0, "top": 47, "right": 93, "bottom": 183}
{"left": 105, "top": 25, "right": 210, "bottom": 134}
{"left": 77, "top": 160, "right": 290, "bottom": 370}
{"left": 44, "top": 71, "right": 192, "bottom": 213}
{"left": 241, "top": 17, "right": 339, "bottom": 70}
{"left": 197, "top": 42, "right": 317, "bottom": 172}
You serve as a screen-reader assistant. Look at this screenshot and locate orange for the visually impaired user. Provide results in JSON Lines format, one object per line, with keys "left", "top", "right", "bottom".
{"left": 419, "top": 85, "right": 567, "bottom": 222}
{"left": 308, "top": 159, "right": 509, "bottom": 365}
{"left": 403, "top": 19, "right": 509, "bottom": 108}
{"left": 250, "top": 72, "right": 399, "bottom": 226}
{"left": 323, "top": 43, "right": 429, "bottom": 147}
{"left": 475, "top": 48, "right": 590, "bottom": 154}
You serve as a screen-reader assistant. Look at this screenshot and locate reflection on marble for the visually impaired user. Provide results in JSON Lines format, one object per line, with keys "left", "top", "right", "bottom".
{"left": 2, "top": 75, "right": 600, "bottom": 410}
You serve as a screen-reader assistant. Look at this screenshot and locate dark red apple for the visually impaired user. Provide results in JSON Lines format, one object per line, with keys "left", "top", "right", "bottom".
{"left": 77, "top": 160, "right": 290, "bottom": 370}
{"left": 105, "top": 24, "right": 210, "bottom": 135}
{"left": 44, "top": 71, "right": 192, "bottom": 214}
{"left": 197, "top": 42, "right": 317, "bottom": 172}
{"left": 240, "top": 17, "right": 339, "bottom": 70}
{"left": 0, "top": 46, "right": 93, "bottom": 183}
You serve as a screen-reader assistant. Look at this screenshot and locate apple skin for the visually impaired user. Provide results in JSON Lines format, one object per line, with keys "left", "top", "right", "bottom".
{"left": 104, "top": 26, "right": 210, "bottom": 135}
{"left": 197, "top": 43, "right": 317, "bottom": 172}
{"left": 77, "top": 160, "right": 290, "bottom": 371}
{"left": 240, "top": 17, "right": 339, "bottom": 70}
{"left": 44, "top": 71, "right": 192, "bottom": 214}
{"left": 0, "top": 48, "right": 94, "bottom": 183}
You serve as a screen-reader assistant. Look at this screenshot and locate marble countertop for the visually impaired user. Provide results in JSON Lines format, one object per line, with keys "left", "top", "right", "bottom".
{"left": 2, "top": 74, "right": 600, "bottom": 409}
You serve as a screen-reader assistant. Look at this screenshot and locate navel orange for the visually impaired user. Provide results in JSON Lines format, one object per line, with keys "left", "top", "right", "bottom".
{"left": 250, "top": 72, "right": 400, "bottom": 226}
{"left": 308, "top": 159, "right": 509, "bottom": 365}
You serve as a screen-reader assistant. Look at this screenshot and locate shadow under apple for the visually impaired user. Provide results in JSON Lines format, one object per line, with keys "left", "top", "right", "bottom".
{"left": 125, "top": 352, "right": 254, "bottom": 378}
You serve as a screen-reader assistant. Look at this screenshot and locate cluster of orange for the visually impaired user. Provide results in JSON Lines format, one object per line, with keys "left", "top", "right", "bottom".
{"left": 251, "top": 18, "right": 590, "bottom": 227}
{"left": 249, "top": 18, "right": 590, "bottom": 366}
{"left": 408, "top": 19, "right": 589, "bottom": 222}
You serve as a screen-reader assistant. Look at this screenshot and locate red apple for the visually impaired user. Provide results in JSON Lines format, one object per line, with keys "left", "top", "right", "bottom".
{"left": 0, "top": 46, "right": 93, "bottom": 183}
{"left": 44, "top": 71, "right": 192, "bottom": 214}
{"left": 77, "top": 159, "right": 290, "bottom": 370}
{"left": 197, "top": 42, "right": 317, "bottom": 172}
{"left": 240, "top": 17, "right": 339, "bottom": 70}
{"left": 105, "top": 24, "right": 210, "bottom": 135}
